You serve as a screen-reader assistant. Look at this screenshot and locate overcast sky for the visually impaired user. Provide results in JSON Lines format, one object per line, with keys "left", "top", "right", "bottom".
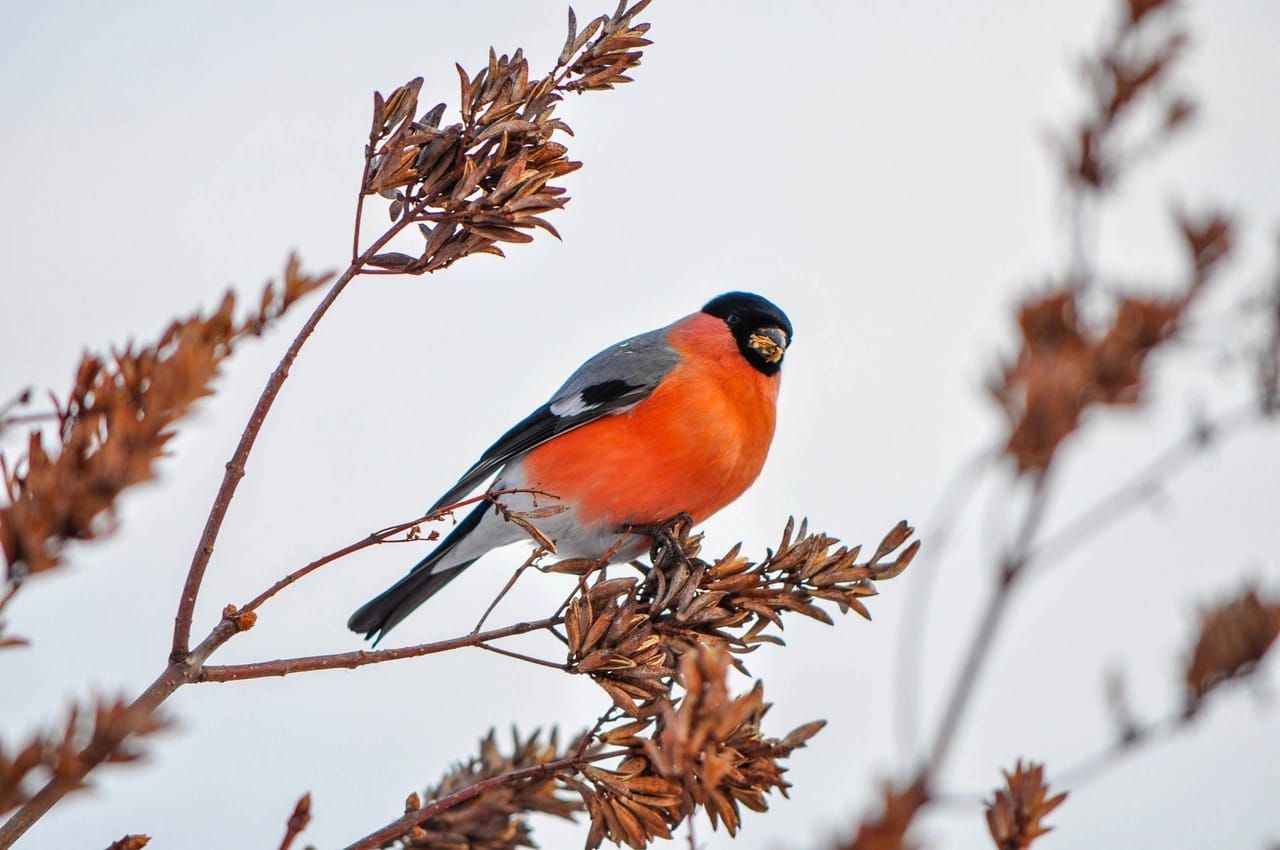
{"left": 3, "top": 2, "right": 1279, "bottom": 848}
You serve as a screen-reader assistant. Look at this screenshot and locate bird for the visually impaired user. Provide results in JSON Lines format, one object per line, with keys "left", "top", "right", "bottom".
{"left": 348, "top": 291, "right": 792, "bottom": 643}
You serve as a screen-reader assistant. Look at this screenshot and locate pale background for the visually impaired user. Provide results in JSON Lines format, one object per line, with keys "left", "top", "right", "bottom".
{"left": 2, "top": 2, "right": 1279, "bottom": 848}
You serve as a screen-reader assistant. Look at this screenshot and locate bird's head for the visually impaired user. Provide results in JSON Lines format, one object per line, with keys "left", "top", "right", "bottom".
{"left": 701, "top": 292, "right": 793, "bottom": 376}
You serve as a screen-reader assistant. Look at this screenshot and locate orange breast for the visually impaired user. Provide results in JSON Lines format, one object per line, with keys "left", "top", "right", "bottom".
{"left": 522, "top": 313, "right": 780, "bottom": 527}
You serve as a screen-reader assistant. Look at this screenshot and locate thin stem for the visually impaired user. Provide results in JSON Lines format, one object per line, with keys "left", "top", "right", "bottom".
{"left": 196, "top": 617, "right": 562, "bottom": 683}
{"left": 575, "top": 705, "right": 620, "bottom": 760}
{"left": 238, "top": 489, "right": 541, "bottom": 617}
{"left": 0, "top": 582, "right": 19, "bottom": 617}
{"left": 0, "top": 617, "right": 242, "bottom": 848}
{"left": 474, "top": 550, "right": 542, "bottom": 633}
{"left": 475, "top": 642, "right": 568, "bottom": 670}
{"left": 1025, "top": 404, "right": 1256, "bottom": 579}
{"left": 936, "top": 711, "right": 1189, "bottom": 809}
{"left": 926, "top": 472, "right": 1051, "bottom": 780}
{"left": 170, "top": 218, "right": 409, "bottom": 663}
{"left": 351, "top": 193, "right": 365, "bottom": 264}
{"left": 0, "top": 411, "right": 59, "bottom": 430}
{"left": 893, "top": 444, "right": 998, "bottom": 762}
{"left": 1053, "top": 713, "right": 1186, "bottom": 789}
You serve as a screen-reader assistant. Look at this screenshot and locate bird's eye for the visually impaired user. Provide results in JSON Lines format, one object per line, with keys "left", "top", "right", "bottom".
{"left": 726, "top": 313, "right": 741, "bottom": 326}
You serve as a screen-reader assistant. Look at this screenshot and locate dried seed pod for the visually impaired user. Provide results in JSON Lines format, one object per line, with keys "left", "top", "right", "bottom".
{"left": 984, "top": 761, "right": 1067, "bottom": 850}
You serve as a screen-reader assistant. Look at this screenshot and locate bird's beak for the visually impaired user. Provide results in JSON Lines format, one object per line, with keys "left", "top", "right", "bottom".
{"left": 747, "top": 327, "right": 789, "bottom": 364}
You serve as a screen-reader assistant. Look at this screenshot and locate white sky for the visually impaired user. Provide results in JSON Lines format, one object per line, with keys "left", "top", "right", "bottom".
{"left": 2, "top": 2, "right": 1279, "bottom": 848}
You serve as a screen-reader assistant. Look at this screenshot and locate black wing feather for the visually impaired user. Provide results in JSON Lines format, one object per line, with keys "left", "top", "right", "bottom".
{"left": 428, "top": 379, "right": 646, "bottom": 512}
{"left": 428, "top": 325, "right": 680, "bottom": 512}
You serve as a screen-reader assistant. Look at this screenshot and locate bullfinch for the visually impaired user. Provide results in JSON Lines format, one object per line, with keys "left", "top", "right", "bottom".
{"left": 348, "top": 292, "right": 792, "bottom": 642}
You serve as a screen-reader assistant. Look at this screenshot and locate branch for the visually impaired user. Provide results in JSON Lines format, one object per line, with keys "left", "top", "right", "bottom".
{"left": 237, "top": 488, "right": 547, "bottom": 616}
{"left": 170, "top": 224, "right": 409, "bottom": 662}
{"left": 1025, "top": 403, "right": 1257, "bottom": 579}
{"left": 0, "top": 616, "right": 242, "bottom": 848}
{"left": 196, "top": 617, "right": 562, "bottom": 683}
{"left": 892, "top": 443, "right": 999, "bottom": 761}
{"left": 926, "top": 471, "right": 1052, "bottom": 779}
{"left": 343, "top": 751, "right": 620, "bottom": 850}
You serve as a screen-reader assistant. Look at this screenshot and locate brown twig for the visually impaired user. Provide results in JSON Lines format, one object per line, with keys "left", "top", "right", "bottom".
{"left": 0, "top": 411, "right": 59, "bottom": 431}
{"left": 476, "top": 642, "right": 569, "bottom": 670}
{"left": 195, "top": 617, "right": 562, "bottom": 683}
{"left": 474, "top": 548, "right": 545, "bottom": 633}
{"left": 170, "top": 222, "right": 409, "bottom": 663}
{"left": 0, "top": 582, "right": 18, "bottom": 618}
{"left": 0, "top": 615, "right": 243, "bottom": 847}
{"left": 278, "top": 793, "right": 312, "bottom": 850}
{"left": 342, "top": 750, "right": 622, "bottom": 850}
{"left": 238, "top": 488, "right": 547, "bottom": 616}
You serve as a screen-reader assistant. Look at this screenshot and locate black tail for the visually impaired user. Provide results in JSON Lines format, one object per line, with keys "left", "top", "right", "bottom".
{"left": 347, "top": 503, "right": 487, "bottom": 644}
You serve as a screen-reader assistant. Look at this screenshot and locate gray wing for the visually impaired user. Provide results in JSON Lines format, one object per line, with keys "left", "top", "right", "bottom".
{"left": 429, "top": 326, "right": 682, "bottom": 511}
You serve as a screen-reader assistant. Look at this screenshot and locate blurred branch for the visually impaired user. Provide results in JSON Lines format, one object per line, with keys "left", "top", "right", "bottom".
{"left": 926, "top": 472, "right": 1052, "bottom": 778}
{"left": 1025, "top": 402, "right": 1258, "bottom": 580}
{"left": 893, "top": 442, "right": 999, "bottom": 761}
{"left": 0, "top": 698, "right": 169, "bottom": 845}
{"left": 0, "top": 389, "right": 34, "bottom": 440}
{"left": 0, "top": 583, "right": 23, "bottom": 651}
{"left": 0, "top": 412, "right": 58, "bottom": 433}
{"left": 948, "top": 583, "right": 1280, "bottom": 804}
{"left": 0, "top": 616, "right": 239, "bottom": 847}
{"left": 2, "top": 254, "right": 333, "bottom": 588}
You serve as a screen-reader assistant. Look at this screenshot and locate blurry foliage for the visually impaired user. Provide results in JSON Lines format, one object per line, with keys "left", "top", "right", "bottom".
{"left": 1184, "top": 586, "right": 1280, "bottom": 715}
{"left": 0, "top": 255, "right": 331, "bottom": 581}
{"left": 0, "top": 697, "right": 167, "bottom": 818}
{"left": 990, "top": 210, "right": 1232, "bottom": 473}
{"left": 983, "top": 761, "right": 1067, "bottom": 850}
{"left": 836, "top": 779, "right": 927, "bottom": 850}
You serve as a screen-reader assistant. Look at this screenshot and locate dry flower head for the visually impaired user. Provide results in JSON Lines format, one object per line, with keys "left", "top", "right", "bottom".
{"left": 397, "top": 729, "right": 581, "bottom": 850}
{"left": 573, "top": 646, "right": 825, "bottom": 849}
{"left": 837, "top": 778, "right": 927, "bottom": 850}
{"left": 991, "top": 211, "right": 1233, "bottom": 472}
{"left": 1184, "top": 585, "right": 1280, "bottom": 713}
{"left": 361, "top": 1, "right": 651, "bottom": 275}
{"left": 1, "top": 255, "right": 331, "bottom": 581}
{"left": 984, "top": 760, "right": 1067, "bottom": 850}
{"left": 563, "top": 517, "right": 918, "bottom": 716}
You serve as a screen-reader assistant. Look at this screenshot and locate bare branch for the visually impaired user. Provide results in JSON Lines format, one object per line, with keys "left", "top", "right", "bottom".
{"left": 196, "top": 617, "right": 562, "bottom": 683}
